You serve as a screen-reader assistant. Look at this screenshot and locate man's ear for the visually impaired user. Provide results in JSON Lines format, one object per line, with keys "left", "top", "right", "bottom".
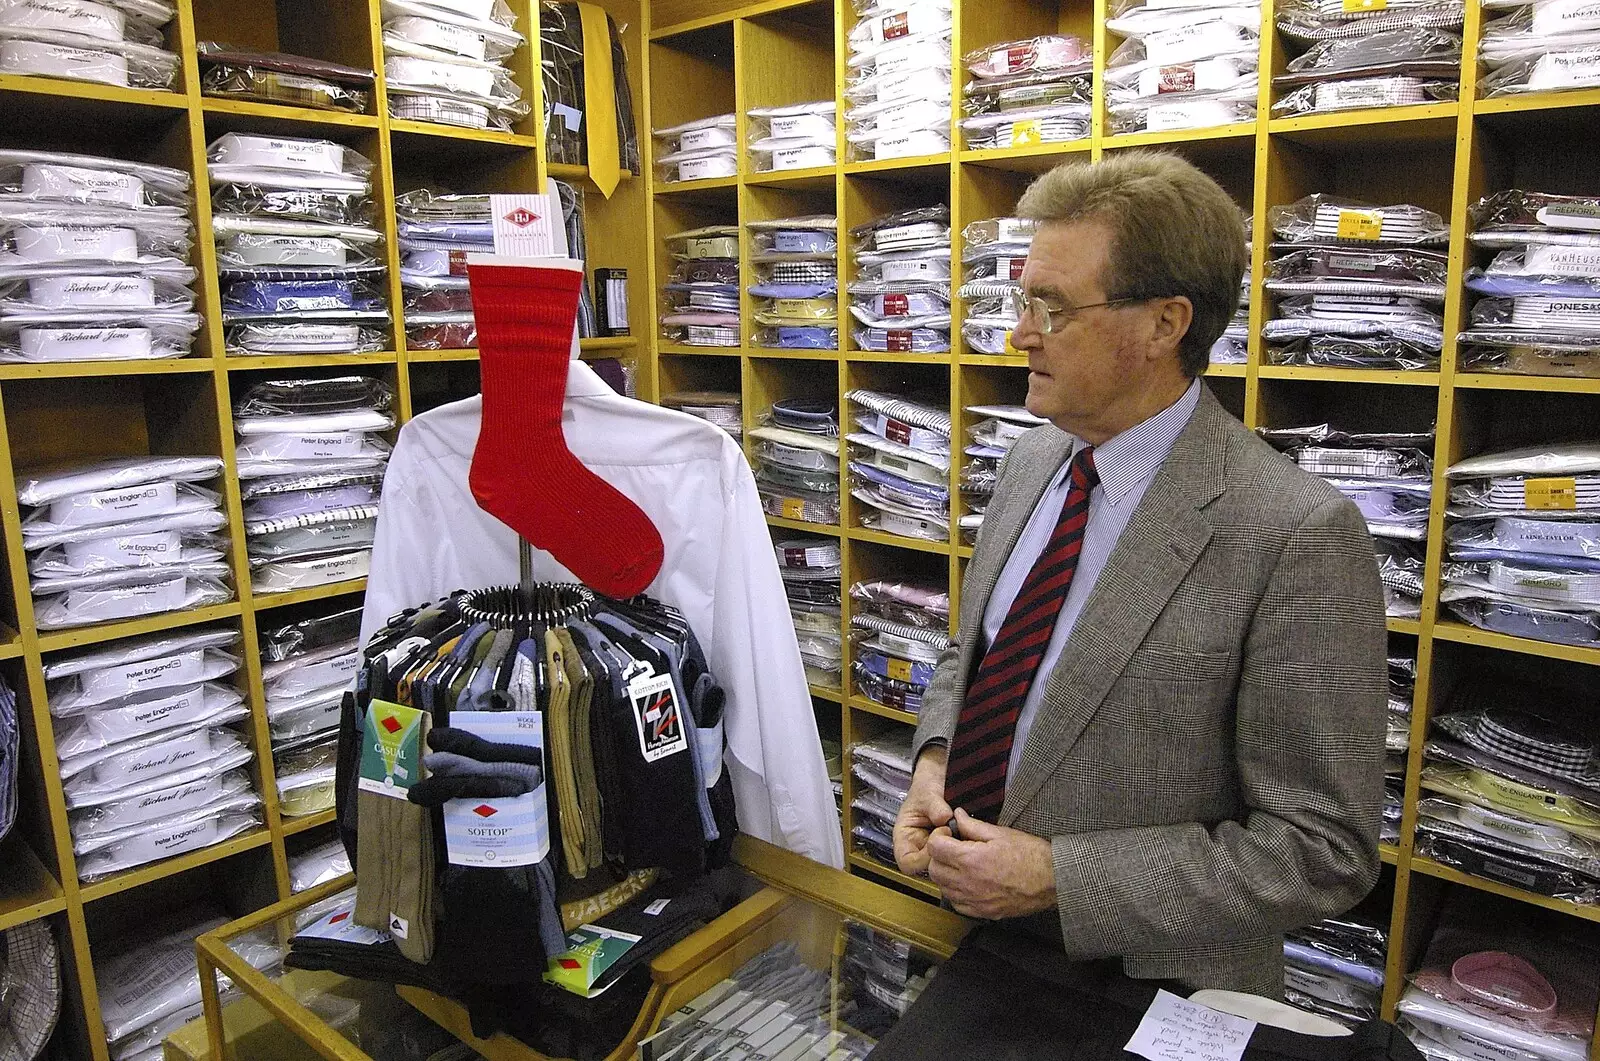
{"left": 1147, "top": 295, "right": 1193, "bottom": 361}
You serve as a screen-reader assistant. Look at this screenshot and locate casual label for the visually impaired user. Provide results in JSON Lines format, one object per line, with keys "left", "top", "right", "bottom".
{"left": 628, "top": 672, "right": 690, "bottom": 764}
{"left": 1525, "top": 477, "right": 1580, "bottom": 510}
{"left": 22, "top": 162, "right": 141, "bottom": 207}
{"left": 63, "top": 530, "right": 180, "bottom": 571}
{"left": 358, "top": 699, "right": 427, "bottom": 799}
{"left": 781, "top": 498, "right": 807, "bottom": 520}
{"left": 1125, "top": 990, "right": 1256, "bottom": 1061}
{"left": 441, "top": 710, "right": 548, "bottom": 866}
{"left": 1525, "top": 244, "right": 1600, "bottom": 276}
{"left": 1009, "top": 119, "right": 1043, "bottom": 146}
{"left": 81, "top": 648, "right": 205, "bottom": 701}
{"left": 544, "top": 923, "right": 644, "bottom": 998}
{"left": 489, "top": 192, "right": 559, "bottom": 257}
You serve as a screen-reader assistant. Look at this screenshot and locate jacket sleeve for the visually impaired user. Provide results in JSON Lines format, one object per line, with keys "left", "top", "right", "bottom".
{"left": 710, "top": 449, "right": 845, "bottom": 868}
{"left": 1048, "top": 493, "right": 1388, "bottom": 958}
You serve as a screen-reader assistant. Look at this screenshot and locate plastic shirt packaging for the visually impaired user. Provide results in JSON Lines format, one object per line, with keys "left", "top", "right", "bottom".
{"left": 662, "top": 391, "right": 742, "bottom": 438}
{"left": 0, "top": 148, "right": 189, "bottom": 211}
{"left": 1271, "top": 28, "right": 1462, "bottom": 116}
{"left": 289, "top": 837, "right": 352, "bottom": 893}
{"left": 1103, "top": 3, "right": 1259, "bottom": 134}
{"left": 0, "top": 0, "right": 180, "bottom": 90}
{"left": 1479, "top": 0, "right": 1600, "bottom": 96}
{"left": 196, "top": 42, "right": 374, "bottom": 112}
{"left": 652, "top": 114, "right": 737, "bottom": 181}
{"left": 381, "top": 0, "right": 529, "bottom": 131}
{"left": 75, "top": 788, "right": 261, "bottom": 881}
{"left": 275, "top": 735, "right": 338, "bottom": 816}
{"left": 845, "top": 0, "right": 953, "bottom": 163}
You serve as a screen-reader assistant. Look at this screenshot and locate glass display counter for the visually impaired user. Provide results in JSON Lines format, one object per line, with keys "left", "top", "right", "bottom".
{"left": 164, "top": 836, "right": 968, "bottom": 1061}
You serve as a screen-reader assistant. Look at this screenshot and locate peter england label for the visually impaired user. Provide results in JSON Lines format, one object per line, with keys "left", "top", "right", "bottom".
{"left": 122, "top": 817, "right": 220, "bottom": 864}
{"left": 678, "top": 127, "right": 729, "bottom": 151}
{"left": 275, "top": 433, "right": 364, "bottom": 459}
{"left": 65, "top": 575, "right": 185, "bottom": 618}
{"left": 23, "top": 163, "right": 141, "bottom": 207}
{"left": 1530, "top": 45, "right": 1600, "bottom": 90}
{"left": 90, "top": 686, "right": 210, "bottom": 738}
{"left": 64, "top": 530, "right": 180, "bottom": 571}
{"left": 292, "top": 651, "right": 360, "bottom": 691}
{"left": 81, "top": 648, "right": 205, "bottom": 701}
{"left": 56, "top": 480, "right": 178, "bottom": 529}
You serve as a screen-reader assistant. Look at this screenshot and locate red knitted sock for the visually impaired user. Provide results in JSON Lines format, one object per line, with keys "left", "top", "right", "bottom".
{"left": 465, "top": 260, "right": 663, "bottom": 597}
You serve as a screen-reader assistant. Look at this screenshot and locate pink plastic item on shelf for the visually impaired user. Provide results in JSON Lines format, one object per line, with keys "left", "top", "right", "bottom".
{"left": 1451, "top": 952, "right": 1560, "bottom": 1017}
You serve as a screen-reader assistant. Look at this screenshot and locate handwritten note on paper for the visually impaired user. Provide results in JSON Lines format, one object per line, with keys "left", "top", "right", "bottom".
{"left": 1125, "top": 990, "right": 1258, "bottom": 1061}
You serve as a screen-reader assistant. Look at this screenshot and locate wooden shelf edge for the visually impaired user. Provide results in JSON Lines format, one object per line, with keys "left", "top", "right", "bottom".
{"left": 846, "top": 527, "right": 952, "bottom": 556}
{"left": 1257, "top": 366, "right": 1441, "bottom": 387}
{"left": 849, "top": 696, "right": 918, "bottom": 727}
{"left": 405, "top": 347, "right": 480, "bottom": 363}
{"left": 227, "top": 352, "right": 399, "bottom": 371}
{"left": 251, "top": 578, "right": 369, "bottom": 612}
{"left": 809, "top": 684, "right": 844, "bottom": 704}
{"left": 282, "top": 808, "right": 338, "bottom": 836}
{"left": 1431, "top": 621, "right": 1600, "bottom": 667}
{"left": 199, "top": 97, "right": 381, "bottom": 129}
{"left": 1388, "top": 618, "right": 1421, "bottom": 636}
{"left": 0, "top": 358, "right": 212, "bottom": 380}
{"left": 0, "top": 840, "right": 65, "bottom": 933}
{"left": 1379, "top": 843, "right": 1399, "bottom": 866}
{"left": 650, "top": 175, "right": 739, "bottom": 195}
{"left": 579, "top": 336, "right": 638, "bottom": 350}
{"left": 847, "top": 851, "right": 941, "bottom": 899}
{"left": 387, "top": 119, "right": 539, "bottom": 151}
{"left": 1268, "top": 103, "right": 1460, "bottom": 136}
{"left": 0, "top": 72, "right": 186, "bottom": 110}
{"left": 36, "top": 602, "right": 243, "bottom": 654}
{"left": 1102, "top": 123, "right": 1259, "bottom": 150}
{"left": 1474, "top": 87, "right": 1600, "bottom": 116}
{"left": 79, "top": 828, "right": 274, "bottom": 903}
{"left": 1453, "top": 373, "right": 1600, "bottom": 394}
{"left": 1409, "top": 856, "right": 1600, "bottom": 924}
{"left": 764, "top": 515, "right": 841, "bottom": 535}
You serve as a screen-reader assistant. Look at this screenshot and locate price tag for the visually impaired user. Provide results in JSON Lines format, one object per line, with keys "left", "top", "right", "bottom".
{"left": 887, "top": 658, "right": 913, "bottom": 683}
{"left": 781, "top": 498, "right": 807, "bottom": 520}
{"left": 1524, "top": 477, "right": 1579, "bottom": 510}
{"left": 1336, "top": 209, "right": 1385, "bottom": 241}
{"left": 1010, "top": 119, "right": 1044, "bottom": 147}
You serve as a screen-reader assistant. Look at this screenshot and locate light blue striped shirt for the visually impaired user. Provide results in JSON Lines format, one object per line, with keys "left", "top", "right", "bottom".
{"left": 981, "top": 380, "right": 1202, "bottom": 781}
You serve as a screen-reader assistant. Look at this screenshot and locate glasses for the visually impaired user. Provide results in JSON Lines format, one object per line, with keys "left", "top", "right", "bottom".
{"left": 1005, "top": 289, "right": 1154, "bottom": 335}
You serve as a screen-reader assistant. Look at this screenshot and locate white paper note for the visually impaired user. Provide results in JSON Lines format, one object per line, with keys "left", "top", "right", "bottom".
{"left": 1125, "top": 990, "right": 1257, "bottom": 1061}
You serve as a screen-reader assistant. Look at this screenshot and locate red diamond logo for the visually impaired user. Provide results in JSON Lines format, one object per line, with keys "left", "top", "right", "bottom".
{"left": 503, "top": 207, "right": 540, "bottom": 227}
{"left": 473, "top": 804, "right": 497, "bottom": 818}
{"left": 559, "top": 958, "right": 582, "bottom": 969}
{"left": 330, "top": 912, "right": 349, "bottom": 924}
{"left": 380, "top": 714, "right": 402, "bottom": 734}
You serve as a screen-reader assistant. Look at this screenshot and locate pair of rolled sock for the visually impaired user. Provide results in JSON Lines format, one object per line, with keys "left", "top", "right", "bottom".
{"left": 407, "top": 726, "right": 544, "bottom": 804}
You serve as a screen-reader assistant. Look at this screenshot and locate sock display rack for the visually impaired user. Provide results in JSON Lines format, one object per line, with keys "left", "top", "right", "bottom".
{"left": 640, "top": 0, "right": 1600, "bottom": 1046}
{"left": 0, "top": 0, "right": 650, "bottom": 1055}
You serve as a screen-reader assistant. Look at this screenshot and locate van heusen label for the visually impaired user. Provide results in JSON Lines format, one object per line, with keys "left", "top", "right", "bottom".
{"left": 51, "top": 480, "right": 176, "bottom": 526}
{"left": 1525, "top": 244, "right": 1600, "bottom": 276}
{"left": 63, "top": 530, "right": 180, "bottom": 571}
{"left": 81, "top": 648, "right": 206, "bottom": 701}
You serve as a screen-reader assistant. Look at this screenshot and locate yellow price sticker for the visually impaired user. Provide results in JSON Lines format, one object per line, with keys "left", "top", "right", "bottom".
{"left": 886, "top": 658, "right": 913, "bottom": 683}
{"left": 1336, "top": 209, "right": 1385, "bottom": 241}
{"left": 1010, "top": 119, "right": 1044, "bottom": 147}
{"left": 1524, "top": 477, "right": 1579, "bottom": 510}
{"left": 781, "top": 498, "right": 806, "bottom": 520}
{"left": 1342, "top": 0, "right": 1387, "bottom": 12}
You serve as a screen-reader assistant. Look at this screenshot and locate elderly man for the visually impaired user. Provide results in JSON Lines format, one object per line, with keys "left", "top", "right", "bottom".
{"left": 886, "top": 151, "right": 1388, "bottom": 1042}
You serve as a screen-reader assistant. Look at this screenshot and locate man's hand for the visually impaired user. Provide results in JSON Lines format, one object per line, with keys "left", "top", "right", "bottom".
{"left": 893, "top": 746, "right": 953, "bottom": 877}
{"left": 926, "top": 808, "right": 1057, "bottom": 919}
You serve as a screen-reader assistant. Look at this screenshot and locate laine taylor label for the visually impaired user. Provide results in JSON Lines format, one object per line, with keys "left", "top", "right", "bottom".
{"left": 81, "top": 648, "right": 206, "bottom": 701}
{"left": 63, "top": 530, "right": 180, "bottom": 570}
{"left": 53, "top": 480, "right": 176, "bottom": 527}
{"left": 1532, "top": 0, "right": 1600, "bottom": 36}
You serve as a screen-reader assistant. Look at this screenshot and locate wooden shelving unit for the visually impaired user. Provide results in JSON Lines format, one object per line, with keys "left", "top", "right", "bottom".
{"left": 0, "top": 0, "right": 650, "bottom": 1056}
{"left": 640, "top": 0, "right": 1600, "bottom": 1049}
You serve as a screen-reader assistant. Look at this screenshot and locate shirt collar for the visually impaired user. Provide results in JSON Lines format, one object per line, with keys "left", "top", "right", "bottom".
{"left": 1069, "top": 379, "right": 1202, "bottom": 504}
{"left": 565, "top": 355, "right": 612, "bottom": 399}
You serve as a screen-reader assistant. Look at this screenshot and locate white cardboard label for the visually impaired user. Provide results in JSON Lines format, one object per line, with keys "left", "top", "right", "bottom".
{"left": 286, "top": 651, "right": 360, "bottom": 692}
{"left": 22, "top": 162, "right": 141, "bottom": 206}
{"left": 96, "top": 727, "right": 211, "bottom": 786}
{"left": 1125, "top": 991, "right": 1256, "bottom": 1061}
{"left": 52, "top": 480, "right": 176, "bottom": 527}
{"left": 1527, "top": 244, "right": 1600, "bottom": 275}
{"left": 28, "top": 275, "right": 154, "bottom": 309}
{"left": 275, "top": 433, "right": 364, "bottom": 459}
{"left": 441, "top": 711, "right": 549, "bottom": 867}
{"left": 63, "top": 530, "right": 180, "bottom": 570}
{"left": 628, "top": 672, "right": 690, "bottom": 764}
{"left": 80, "top": 648, "right": 206, "bottom": 701}
{"left": 119, "top": 815, "right": 220, "bottom": 866}
{"left": 65, "top": 575, "right": 186, "bottom": 620}
{"left": 488, "top": 192, "right": 559, "bottom": 258}
{"left": 1530, "top": 46, "right": 1600, "bottom": 90}
{"left": 679, "top": 127, "right": 735, "bottom": 151}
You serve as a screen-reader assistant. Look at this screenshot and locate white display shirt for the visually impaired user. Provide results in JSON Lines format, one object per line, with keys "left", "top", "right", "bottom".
{"left": 362, "top": 357, "right": 845, "bottom": 869}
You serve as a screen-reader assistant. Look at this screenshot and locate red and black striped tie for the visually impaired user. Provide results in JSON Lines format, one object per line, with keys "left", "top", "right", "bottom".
{"left": 944, "top": 446, "right": 1099, "bottom": 823}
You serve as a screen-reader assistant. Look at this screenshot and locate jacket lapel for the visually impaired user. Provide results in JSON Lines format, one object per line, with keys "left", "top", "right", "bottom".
{"left": 999, "top": 388, "right": 1230, "bottom": 825}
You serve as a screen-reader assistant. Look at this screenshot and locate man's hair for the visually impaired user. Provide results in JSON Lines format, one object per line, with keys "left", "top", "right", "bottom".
{"left": 1016, "top": 151, "right": 1248, "bottom": 378}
